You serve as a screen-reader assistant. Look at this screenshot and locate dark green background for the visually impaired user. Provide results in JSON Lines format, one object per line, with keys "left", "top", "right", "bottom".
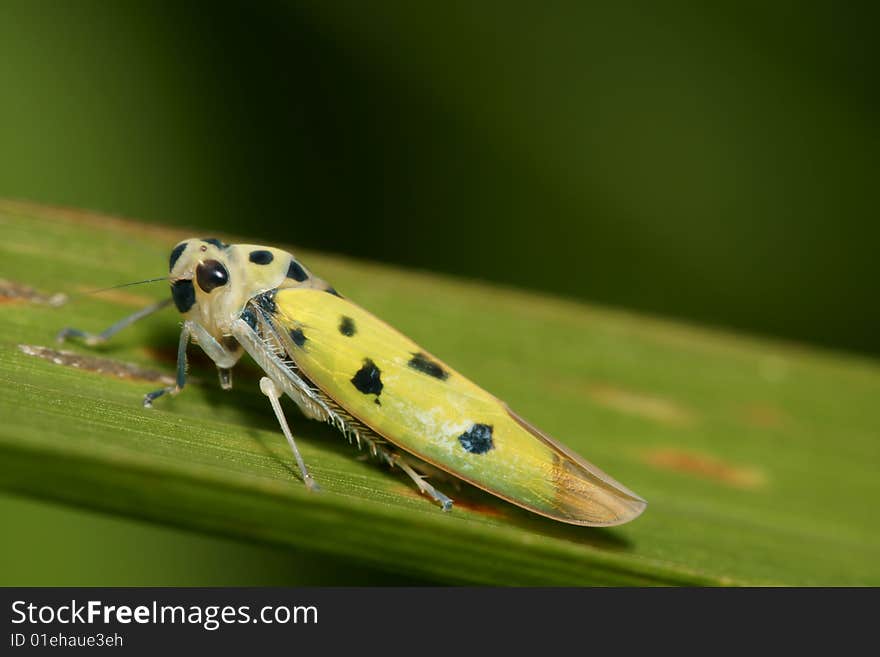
{"left": 1, "top": 1, "right": 876, "bottom": 354}
{"left": 0, "top": 1, "right": 876, "bottom": 584}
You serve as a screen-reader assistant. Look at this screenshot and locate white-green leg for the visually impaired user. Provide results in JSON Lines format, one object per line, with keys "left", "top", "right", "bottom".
{"left": 143, "top": 321, "right": 243, "bottom": 407}
{"left": 392, "top": 453, "right": 454, "bottom": 511}
{"left": 187, "top": 322, "right": 241, "bottom": 391}
{"left": 260, "top": 376, "right": 319, "bottom": 492}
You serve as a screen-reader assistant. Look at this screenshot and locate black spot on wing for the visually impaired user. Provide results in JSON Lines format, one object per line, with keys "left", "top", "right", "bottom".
{"left": 339, "top": 316, "right": 356, "bottom": 337}
{"left": 286, "top": 260, "right": 308, "bottom": 282}
{"left": 168, "top": 243, "right": 187, "bottom": 272}
{"left": 351, "top": 359, "right": 383, "bottom": 399}
{"left": 325, "top": 287, "right": 343, "bottom": 298}
{"left": 458, "top": 423, "right": 494, "bottom": 454}
{"left": 289, "top": 327, "right": 307, "bottom": 347}
{"left": 408, "top": 352, "right": 448, "bottom": 380}
{"left": 249, "top": 250, "right": 274, "bottom": 265}
{"left": 202, "top": 237, "right": 228, "bottom": 249}
{"left": 255, "top": 290, "right": 277, "bottom": 314}
{"left": 171, "top": 280, "right": 196, "bottom": 313}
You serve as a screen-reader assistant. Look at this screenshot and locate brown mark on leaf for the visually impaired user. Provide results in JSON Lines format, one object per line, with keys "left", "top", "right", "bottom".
{"left": 586, "top": 383, "right": 695, "bottom": 426}
{"left": 642, "top": 447, "right": 766, "bottom": 490}
{"left": 18, "top": 344, "right": 174, "bottom": 385}
{"left": 739, "top": 403, "right": 791, "bottom": 429}
{"left": 449, "top": 497, "right": 508, "bottom": 520}
{"left": 0, "top": 279, "right": 67, "bottom": 306}
{"left": 394, "top": 482, "right": 508, "bottom": 520}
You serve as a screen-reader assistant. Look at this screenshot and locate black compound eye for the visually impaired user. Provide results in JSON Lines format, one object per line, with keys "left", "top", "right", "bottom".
{"left": 196, "top": 259, "right": 229, "bottom": 293}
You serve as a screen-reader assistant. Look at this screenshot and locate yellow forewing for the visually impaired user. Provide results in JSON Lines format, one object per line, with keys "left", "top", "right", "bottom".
{"left": 272, "top": 288, "right": 645, "bottom": 526}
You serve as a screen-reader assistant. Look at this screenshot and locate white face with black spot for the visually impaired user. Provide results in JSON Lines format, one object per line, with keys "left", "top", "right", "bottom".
{"left": 167, "top": 237, "right": 325, "bottom": 338}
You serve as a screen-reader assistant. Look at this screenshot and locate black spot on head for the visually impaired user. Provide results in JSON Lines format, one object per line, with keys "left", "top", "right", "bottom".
{"left": 286, "top": 260, "right": 308, "bottom": 282}
{"left": 202, "top": 237, "right": 228, "bottom": 249}
{"left": 325, "top": 287, "right": 342, "bottom": 298}
{"left": 255, "top": 290, "right": 277, "bottom": 314}
{"left": 196, "top": 259, "right": 229, "bottom": 293}
{"left": 339, "top": 316, "right": 356, "bottom": 337}
{"left": 289, "top": 327, "right": 307, "bottom": 347}
{"left": 249, "top": 250, "right": 274, "bottom": 265}
{"left": 171, "top": 279, "right": 196, "bottom": 313}
{"left": 351, "top": 358, "right": 383, "bottom": 398}
{"left": 408, "top": 352, "right": 448, "bottom": 380}
{"left": 240, "top": 308, "right": 257, "bottom": 330}
{"left": 458, "top": 423, "right": 494, "bottom": 454}
{"left": 169, "top": 243, "right": 187, "bottom": 272}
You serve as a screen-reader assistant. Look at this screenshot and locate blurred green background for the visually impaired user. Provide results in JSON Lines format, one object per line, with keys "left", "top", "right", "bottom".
{"left": 1, "top": 1, "right": 876, "bottom": 584}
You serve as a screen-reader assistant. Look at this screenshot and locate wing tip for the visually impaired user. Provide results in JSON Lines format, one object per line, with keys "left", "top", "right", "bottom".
{"left": 551, "top": 493, "right": 647, "bottom": 527}
{"left": 553, "top": 463, "right": 649, "bottom": 527}
{"left": 602, "top": 492, "right": 648, "bottom": 527}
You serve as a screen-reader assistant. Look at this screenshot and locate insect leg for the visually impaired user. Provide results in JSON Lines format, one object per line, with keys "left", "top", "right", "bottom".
{"left": 392, "top": 454, "right": 454, "bottom": 511}
{"left": 56, "top": 298, "right": 172, "bottom": 345}
{"left": 259, "top": 376, "right": 320, "bottom": 492}
{"left": 143, "top": 323, "right": 191, "bottom": 407}
{"left": 187, "top": 322, "right": 241, "bottom": 391}
{"left": 217, "top": 367, "right": 233, "bottom": 390}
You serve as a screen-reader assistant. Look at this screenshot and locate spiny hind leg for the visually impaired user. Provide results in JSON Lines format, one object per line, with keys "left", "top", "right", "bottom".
{"left": 349, "top": 431, "right": 452, "bottom": 510}
{"left": 370, "top": 443, "right": 453, "bottom": 511}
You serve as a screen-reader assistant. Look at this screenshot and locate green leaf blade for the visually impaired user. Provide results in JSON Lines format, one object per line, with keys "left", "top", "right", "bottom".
{"left": 1, "top": 200, "right": 878, "bottom": 585}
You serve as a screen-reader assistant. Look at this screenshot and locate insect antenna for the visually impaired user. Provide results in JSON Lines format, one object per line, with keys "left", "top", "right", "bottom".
{"left": 69, "top": 276, "right": 169, "bottom": 300}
